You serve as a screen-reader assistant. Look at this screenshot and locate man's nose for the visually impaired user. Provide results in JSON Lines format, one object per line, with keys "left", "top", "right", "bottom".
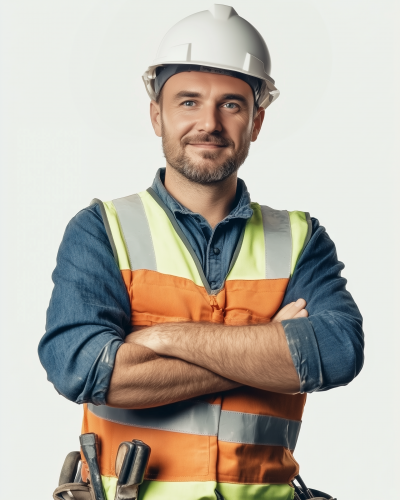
{"left": 196, "top": 104, "right": 222, "bottom": 134}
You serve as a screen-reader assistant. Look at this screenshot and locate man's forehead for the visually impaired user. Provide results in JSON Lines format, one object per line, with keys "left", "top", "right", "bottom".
{"left": 163, "top": 71, "right": 254, "bottom": 99}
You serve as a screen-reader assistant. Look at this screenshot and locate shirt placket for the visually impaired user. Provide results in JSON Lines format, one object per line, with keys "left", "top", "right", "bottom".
{"left": 206, "top": 224, "right": 225, "bottom": 292}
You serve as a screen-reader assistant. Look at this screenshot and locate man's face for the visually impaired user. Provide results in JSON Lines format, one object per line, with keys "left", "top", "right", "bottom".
{"left": 150, "top": 71, "right": 265, "bottom": 184}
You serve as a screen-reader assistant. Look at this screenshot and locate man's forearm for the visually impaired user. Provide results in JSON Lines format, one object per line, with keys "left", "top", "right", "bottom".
{"left": 106, "top": 341, "right": 239, "bottom": 409}
{"left": 133, "top": 321, "right": 300, "bottom": 394}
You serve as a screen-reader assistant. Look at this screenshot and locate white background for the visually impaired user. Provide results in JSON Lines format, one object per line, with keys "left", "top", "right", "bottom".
{"left": 0, "top": 1, "right": 399, "bottom": 498}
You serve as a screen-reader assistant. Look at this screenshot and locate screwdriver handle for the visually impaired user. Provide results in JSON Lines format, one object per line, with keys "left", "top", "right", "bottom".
{"left": 80, "top": 433, "right": 106, "bottom": 500}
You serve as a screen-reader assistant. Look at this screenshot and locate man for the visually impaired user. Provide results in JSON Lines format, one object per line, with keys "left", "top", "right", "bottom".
{"left": 39, "top": 5, "right": 364, "bottom": 500}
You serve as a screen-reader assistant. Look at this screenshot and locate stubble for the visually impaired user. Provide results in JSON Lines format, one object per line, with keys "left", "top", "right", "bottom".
{"left": 161, "top": 124, "right": 251, "bottom": 185}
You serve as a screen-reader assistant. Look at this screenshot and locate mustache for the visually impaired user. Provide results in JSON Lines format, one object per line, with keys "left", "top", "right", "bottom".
{"left": 181, "top": 134, "right": 233, "bottom": 148}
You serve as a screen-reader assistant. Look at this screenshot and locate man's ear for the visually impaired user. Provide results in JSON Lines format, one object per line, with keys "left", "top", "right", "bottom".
{"left": 150, "top": 100, "right": 162, "bottom": 137}
{"left": 251, "top": 107, "right": 265, "bottom": 142}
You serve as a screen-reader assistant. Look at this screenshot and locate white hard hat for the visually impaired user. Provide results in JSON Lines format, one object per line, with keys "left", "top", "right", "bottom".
{"left": 142, "top": 4, "right": 279, "bottom": 109}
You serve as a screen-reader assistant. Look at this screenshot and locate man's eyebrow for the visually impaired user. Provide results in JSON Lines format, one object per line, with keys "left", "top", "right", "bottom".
{"left": 174, "top": 91, "right": 202, "bottom": 100}
{"left": 173, "top": 91, "right": 249, "bottom": 103}
{"left": 221, "top": 93, "right": 248, "bottom": 103}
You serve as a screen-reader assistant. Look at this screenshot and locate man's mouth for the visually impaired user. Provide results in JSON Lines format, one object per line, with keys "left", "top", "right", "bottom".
{"left": 187, "top": 143, "right": 225, "bottom": 149}
{"left": 182, "top": 134, "right": 232, "bottom": 150}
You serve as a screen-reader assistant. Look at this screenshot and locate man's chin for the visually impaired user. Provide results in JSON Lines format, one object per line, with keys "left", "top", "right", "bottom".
{"left": 169, "top": 159, "right": 239, "bottom": 185}
{"left": 181, "top": 161, "right": 228, "bottom": 178}
{"left": 185, "top": 151, "right": 231, "bottom": 168}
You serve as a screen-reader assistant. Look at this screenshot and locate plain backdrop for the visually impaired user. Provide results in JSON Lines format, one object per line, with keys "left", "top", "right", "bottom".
{"left": 0, "top": 1, "right": 399, "bottom": 499}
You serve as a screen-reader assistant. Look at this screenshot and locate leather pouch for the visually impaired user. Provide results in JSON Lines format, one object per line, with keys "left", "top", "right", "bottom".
{"left": 53, "top": 482, "right": 96, "bottom": 500}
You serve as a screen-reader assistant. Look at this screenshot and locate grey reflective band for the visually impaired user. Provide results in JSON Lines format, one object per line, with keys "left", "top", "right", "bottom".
{"left": 260, "top": 206, "right": 292, "bottom": 279}
{"left": 112, "top": 195, "right": 157, "bottom": 272}
{"left": 218, "top": 410, "right": 301, "bottom": 450}
{"left": 88, "top": 403, "right": 301, "bottom": 449}
{"left": 88, "top": 401, "right": 220, "bottom": 436}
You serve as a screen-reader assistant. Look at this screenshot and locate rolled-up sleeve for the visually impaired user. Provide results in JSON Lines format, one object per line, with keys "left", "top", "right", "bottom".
{"left": 281, "top": 218, "right": 364, "bottom": 393}
{"left": 38, "top": 203, "right": 129, "bottom": 405}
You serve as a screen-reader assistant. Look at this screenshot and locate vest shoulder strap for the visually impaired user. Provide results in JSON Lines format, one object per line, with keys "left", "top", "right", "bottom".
{"left": 93, "top": 192, "right": 202, "bottom": 286}
{"left": 90, "top": 198, "right": 120, "bottom": 265}
{"left": 229, "top": 204, "right": 311, "bottom": 280}
{"left": 260, "top": 206, "right": 311, "bottom": 277}
{"left": 90, "top": 197, "right": 131, "bottom": 271}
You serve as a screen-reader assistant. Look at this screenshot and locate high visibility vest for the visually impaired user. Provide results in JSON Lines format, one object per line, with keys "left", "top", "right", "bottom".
{"left": 82, "top": 188, "right": 311, "bottom": 500}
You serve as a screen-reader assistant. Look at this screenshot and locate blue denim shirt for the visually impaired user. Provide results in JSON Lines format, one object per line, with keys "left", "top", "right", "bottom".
{"left": 38, "top": 170, "right": 364, "bottom": 405}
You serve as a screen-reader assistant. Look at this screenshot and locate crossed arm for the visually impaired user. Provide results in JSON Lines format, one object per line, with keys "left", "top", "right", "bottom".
{"left": 40, "top": 208, "right": 364, "bottom": 407}
{"left": 106, "top": 300, "right": 308, "bottom": 408}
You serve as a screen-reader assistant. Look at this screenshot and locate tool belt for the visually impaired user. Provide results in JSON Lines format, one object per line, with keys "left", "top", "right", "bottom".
{"left": 54, "top": 436, "right": 335, "bottom": 500}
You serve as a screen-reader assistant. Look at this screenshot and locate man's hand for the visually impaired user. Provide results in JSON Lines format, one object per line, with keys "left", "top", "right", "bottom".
{"left": 271, "top": 298, "right": 308, "bottom": 323}
{"left": 131, "top": 299, "right": 308, "bottom": 394}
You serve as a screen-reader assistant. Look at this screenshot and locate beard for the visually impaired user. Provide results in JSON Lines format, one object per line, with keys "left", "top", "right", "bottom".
{"left": 162, "top": 127, "right": 251, "bottom": 185}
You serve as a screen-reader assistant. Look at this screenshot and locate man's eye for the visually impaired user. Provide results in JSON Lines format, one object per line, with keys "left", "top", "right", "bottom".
{"left": 223, "top": 102, "right": 238, "bottom": 109}
{"left": 183, "top": 101, "right": 196, "bottom": 107}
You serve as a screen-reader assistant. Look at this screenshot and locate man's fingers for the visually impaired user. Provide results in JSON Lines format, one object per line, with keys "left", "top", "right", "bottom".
{"left": 272, "top": 298, "right": 307, "bottom": 322}
{"left": 272, "top": 302, "right": 295, "bottom": 320}
{"left": 294, "top": 298, "right": 306, "bottom": 309}
{"left": 293, "top": 308, "right": 308, "bottom": 319}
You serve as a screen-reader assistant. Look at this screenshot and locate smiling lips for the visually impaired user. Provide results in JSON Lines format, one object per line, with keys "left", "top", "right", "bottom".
{"left": 182, "top": 133, "right": 233, "bottom": 149}
{"left": 188, "top": 143, "right": 225, "bottom": 148}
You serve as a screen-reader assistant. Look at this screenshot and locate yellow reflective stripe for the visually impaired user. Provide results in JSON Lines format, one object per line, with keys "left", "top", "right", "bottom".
{"left": 227, "top": 203, "right": 265, "bottom": 281}
{"left": 139, "top": 480, "right": 293, "bottom": 500}
{"left": 139, "top": 480, "right": 217, "bottom": 500}
{"left": 139, "top": 190, "right": 203, "bottom": 286}
{"left": 218, "top": 482, "right": 294, "bottom": 500}
{"left": 288, "top": 211, "right": 310, "bottom": 276}
{"left": 100, "top": 477, "right": 294, "bottom": 500}
{"left": 103, "top": 200, "right": 130, "bottom": 271}
{"left": 102, "top": 475, "right": 117, "bottom": 500}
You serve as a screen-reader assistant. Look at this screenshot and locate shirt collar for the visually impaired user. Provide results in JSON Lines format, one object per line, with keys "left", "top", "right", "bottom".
{"left": 151, "top": 168, "right": 253, "bottom": 223}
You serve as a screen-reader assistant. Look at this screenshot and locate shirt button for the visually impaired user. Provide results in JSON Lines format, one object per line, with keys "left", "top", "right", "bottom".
{"left": 213, "top": 248, "right": 220, "bottom": 255}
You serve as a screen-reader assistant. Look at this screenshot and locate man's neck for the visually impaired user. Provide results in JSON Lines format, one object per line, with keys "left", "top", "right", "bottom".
{"left": 164, "top": 165, "right": 238, "bottom": 228}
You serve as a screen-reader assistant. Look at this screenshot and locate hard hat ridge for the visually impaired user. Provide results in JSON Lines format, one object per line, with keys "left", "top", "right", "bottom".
{"left": 142, "top": 4, "right": 280, "bottom": 109}
{"left": 209, "top": 4, "right": 237, "bottom": 20}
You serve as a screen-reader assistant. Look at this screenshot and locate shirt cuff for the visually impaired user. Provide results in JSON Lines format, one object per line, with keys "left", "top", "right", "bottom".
{"left": 81, "top": 338, "right": 124, "bottom": 406}
{"left": 281, "top": 317, "right": 323, "bottom": 393}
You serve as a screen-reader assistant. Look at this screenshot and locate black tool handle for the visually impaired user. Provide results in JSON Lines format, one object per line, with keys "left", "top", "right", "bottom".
{"left": 128, "top": 440, "right": 151, "bottom": 486}
{"left": 79, "top": 433, "right": 106, "bottom": 500}
{"left": 293, "top": 481, "right": 307, "bottom": 500}
{"left": 295, "top": 475, "right": 314, "bottom": 499}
